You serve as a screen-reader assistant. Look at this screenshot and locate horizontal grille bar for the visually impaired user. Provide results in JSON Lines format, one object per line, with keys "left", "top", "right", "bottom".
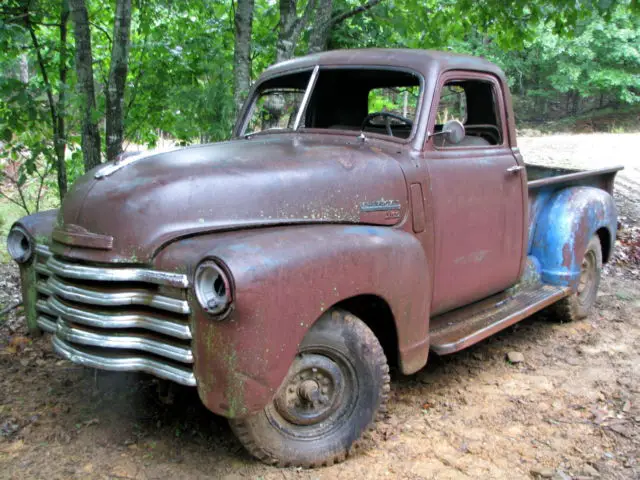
{"left": 46, "top": 276, "right": 190, "bottom": 315}
{"left": 35, "top": 244, "right": 195, "bottom": 386}
{"left": 56, "top": 319, "right": 193, "bottom": 364}
{"left": 36, "top": 244, "right": 52, "bottom": 258}
{"left": 46, "top": 255, "right": 189, "bottom": 288}
{"left": 37, "top": 280, "right": 53, "bottom": 297}
{"left": 52, "top": 335, "right": 196, "bottom": 386}
{"left": 37, "top": 315, "right": 57, "bottom": 333}
{"left": 40, "top": 297, "right": 191, "bottom": 340}
{"left": 35, "top": 262, "right": 52, "bottom": 277}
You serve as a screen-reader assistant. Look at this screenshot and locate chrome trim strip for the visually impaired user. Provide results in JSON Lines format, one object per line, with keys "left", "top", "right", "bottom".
{"left": 46, "top": 256, "right": 189, "bottom": 288}
{"left": 52, "top": 336, "right": 196, "bottom": 386}
{"left": 94, "top": 149, "right": 178, "bottom": 180}
{"left": 37, "top": 315, "right": 57, "bottom": 333}
{"left": 42, "top": 297, "right": 191, "bottom": 340}
{"left": 359, "top": 200, "right": 402, "bottom": 212}
{"left": 47, "top": 277, "right": 190, "bottom": 315}
{"left": 56, "top": 319, "right": 193, "bottom": 364}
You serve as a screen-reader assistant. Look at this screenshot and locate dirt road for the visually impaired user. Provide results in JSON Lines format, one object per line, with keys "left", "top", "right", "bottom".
{"left": 1, "top": 134, "right": 639, "bottom": 479}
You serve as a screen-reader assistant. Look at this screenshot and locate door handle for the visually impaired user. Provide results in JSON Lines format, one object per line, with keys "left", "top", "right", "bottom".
{"left": 506, "top": 165, "right": 524, "bottom": 173}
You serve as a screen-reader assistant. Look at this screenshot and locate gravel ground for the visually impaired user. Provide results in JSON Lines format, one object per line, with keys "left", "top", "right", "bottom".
{"left": 520, "top": 133, "right": 640, "bottom": 220}
{"left": 1, "top": 133, "right": 639, "bottom": 480}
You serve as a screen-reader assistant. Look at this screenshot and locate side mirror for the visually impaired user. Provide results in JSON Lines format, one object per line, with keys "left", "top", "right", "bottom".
{"left": 442, "top": 119, "right": 465, "bottom": 145}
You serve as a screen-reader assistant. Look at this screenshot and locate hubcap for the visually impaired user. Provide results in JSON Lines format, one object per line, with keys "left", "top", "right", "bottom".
{"left": 274, "top": 353, "right": 344, "bottom": 426}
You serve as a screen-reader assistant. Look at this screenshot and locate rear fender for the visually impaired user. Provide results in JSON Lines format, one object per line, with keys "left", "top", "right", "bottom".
{"left": 154, "top": 225, "right": 430, "bottom": 418}
{"left": 530, "top": 187, "right": 616, "bottom": 289}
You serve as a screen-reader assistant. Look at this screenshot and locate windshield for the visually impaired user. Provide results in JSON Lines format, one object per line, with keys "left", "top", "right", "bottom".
{"left": 246, "top": 88, "right": 306, "bottom": 134}
{"left": 241, "top": 67, "right": 422, "bottom": 140}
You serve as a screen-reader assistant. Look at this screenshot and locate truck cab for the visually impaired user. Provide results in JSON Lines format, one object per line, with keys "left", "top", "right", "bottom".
{"left": 7, "top": 49, "right": 621, "bottom": 467}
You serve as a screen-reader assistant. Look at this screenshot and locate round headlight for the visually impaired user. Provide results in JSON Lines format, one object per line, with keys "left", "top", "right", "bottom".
{"left": 7, "top": 226, "right": 34, "bottom": 264}
{"left": 194, "top": 260, "right": 233, "bottom": 318}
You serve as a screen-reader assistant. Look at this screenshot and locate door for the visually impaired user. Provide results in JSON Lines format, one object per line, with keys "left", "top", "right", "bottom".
{"left": 426, "top": 72, "right": 525, "bottom": 315}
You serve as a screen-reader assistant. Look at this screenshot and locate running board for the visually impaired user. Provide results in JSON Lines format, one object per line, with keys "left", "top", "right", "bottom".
{"left": 429, "top": 284, "right": 571, "bottom": 355}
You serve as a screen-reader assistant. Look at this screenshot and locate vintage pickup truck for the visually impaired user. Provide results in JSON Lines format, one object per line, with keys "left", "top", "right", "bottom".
{"left": 7, "top": 49, "right": 622, "bottom": 467}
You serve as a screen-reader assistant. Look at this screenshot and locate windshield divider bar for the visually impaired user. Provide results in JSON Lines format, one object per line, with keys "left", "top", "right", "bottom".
{"left": 293, "top": 65, "right": 320, "bottom": 131}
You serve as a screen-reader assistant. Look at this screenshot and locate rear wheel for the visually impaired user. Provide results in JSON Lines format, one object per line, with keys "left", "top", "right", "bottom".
{"left": 552, "top": 235, "right": 602, "bottom": 322}
{"left": 230, "top": 309, "right": 390, "bottom": 467}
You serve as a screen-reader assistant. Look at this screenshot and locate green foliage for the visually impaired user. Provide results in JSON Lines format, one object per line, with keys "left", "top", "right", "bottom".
{"left": 123, "top": 0, "right": 236, "bottom": 145}
{"left": 0, "top": 0, "right": 638, "bottom": 227}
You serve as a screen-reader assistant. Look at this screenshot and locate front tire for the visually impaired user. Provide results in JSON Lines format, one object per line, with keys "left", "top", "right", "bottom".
{"left": 552, "top": 235, "right": 603, "bottom": 322}
{"left": 230, "top": 309, "right": 390, "bottom": 467}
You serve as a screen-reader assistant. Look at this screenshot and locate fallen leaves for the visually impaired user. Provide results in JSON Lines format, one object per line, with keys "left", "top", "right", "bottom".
{"left": 2, "top": 335, "right": 31, "bottom": 354}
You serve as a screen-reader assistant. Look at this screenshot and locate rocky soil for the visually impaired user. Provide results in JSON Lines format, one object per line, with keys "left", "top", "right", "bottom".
{"left": 1, "top": 133, "right": 638, "bottom": 479}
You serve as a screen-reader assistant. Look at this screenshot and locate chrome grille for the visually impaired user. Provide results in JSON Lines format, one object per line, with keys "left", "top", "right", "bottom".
{"left": 35, "top": 245, "right": 195, "bottom": 386}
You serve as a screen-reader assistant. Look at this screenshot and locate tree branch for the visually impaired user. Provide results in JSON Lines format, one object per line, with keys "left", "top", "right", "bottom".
{"left": 330, "top": 0, "right": 383, "bottom": 26}
{"left": 292, "top": 0, "right": 317, "bottom": 39}
{"left": 24, "top": 9, "right": 59, "bottom": 137}
{"left": 90, "top": 21, "right": 112, "bottom": 45}
{"left": 0, "top": 187, "right": 31, "bottom": 215}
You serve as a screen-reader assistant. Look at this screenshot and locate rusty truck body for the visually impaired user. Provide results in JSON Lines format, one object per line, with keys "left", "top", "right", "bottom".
{"left": 8, "top": 49, "right": 622, "bottom": 467}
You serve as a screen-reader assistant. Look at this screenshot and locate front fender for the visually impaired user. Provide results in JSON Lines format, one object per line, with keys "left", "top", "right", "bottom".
{"left": 12, "top": 209, "right": 59, "bottom": 333}
{"left": 530, "top": 187, "right": 616, "bottom": 289}
{"left": 14, "top": 209, "right": 59, "bottom": 244}
{"left": 154, "top": 225, "right": 430, "bottom": 418}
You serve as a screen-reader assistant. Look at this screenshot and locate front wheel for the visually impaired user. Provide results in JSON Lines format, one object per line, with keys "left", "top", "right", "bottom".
{"left": 552, "top": 235, "right": 603, "bottom": 322}
{"left": 230, "top": 309, "right": 390, "bottom": 467}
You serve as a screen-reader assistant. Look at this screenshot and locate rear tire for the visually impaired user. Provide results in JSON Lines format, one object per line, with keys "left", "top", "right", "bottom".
{"left": 552, "top": 235, "right": 602, "bottom": 322}
{"left": 230, "top": 309, "right": 390, "bottom": 467}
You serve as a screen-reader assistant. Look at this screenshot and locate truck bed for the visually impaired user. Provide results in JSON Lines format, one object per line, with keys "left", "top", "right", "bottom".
{"left": 526, "top": 163, "right": 623, "bottom": 253}
{"left": 526, "top": 164, "right": 623, "bottom": 192}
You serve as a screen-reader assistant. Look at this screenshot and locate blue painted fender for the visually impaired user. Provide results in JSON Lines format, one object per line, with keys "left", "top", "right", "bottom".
{"left": 530, "top": 186, "right": 616, "bottom": 289}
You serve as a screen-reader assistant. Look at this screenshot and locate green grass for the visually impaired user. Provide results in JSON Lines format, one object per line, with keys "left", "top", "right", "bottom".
{"left": 0, "top": 191, "right": 59, "bottom": 264}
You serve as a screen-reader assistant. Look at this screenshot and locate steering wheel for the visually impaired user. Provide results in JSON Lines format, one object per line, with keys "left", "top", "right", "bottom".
{"left": 360, "top": 112, "right": 413, "bottom": 137}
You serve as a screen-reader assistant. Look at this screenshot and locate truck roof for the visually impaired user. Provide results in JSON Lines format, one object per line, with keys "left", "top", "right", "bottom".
{"left": 263, "top": 48, "right": 507, "bottom": 83}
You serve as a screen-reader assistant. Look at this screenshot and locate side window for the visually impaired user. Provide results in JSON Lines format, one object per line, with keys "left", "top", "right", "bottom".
{"left": 435, "top": 85, "right": 466, "bottom": 124}
{"left": 434, "top": 79, "right": 503, "bottom": 148}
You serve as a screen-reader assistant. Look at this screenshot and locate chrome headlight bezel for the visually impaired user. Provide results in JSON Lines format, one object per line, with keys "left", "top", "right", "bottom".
{"left": 194, "top": 259, "right": 234, "bottom": 319}
{"left": 7, "top": 226, "right": 34, "bottom": 264}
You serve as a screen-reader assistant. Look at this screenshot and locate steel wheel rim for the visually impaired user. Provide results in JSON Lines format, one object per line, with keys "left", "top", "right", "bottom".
{"left": 266, "top": 347, "right": 358, "bottom": 439}
{"left": 577, "top": 249, "right": 597, "bottom": 306}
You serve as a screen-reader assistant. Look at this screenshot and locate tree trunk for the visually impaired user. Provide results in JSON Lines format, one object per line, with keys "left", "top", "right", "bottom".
{"left": 19, "top": 54, "right": 29, "bottom": 83}
{"left": 276, "top": 0, "right": 316, "bottom": 63}
{"left": 105, "top": 0, "right": 132, "bottom": 162}
{"left": 308, "top": 0, "right": 332, "bottom": 54}
{"left": 55, "top": 0, "right": 70, "bottom": 198}
{"left": 234, "top": 0, "right": 255, "bottom": 113}
{"left": 70, "top": 0, "right": 101, "bottom": 171}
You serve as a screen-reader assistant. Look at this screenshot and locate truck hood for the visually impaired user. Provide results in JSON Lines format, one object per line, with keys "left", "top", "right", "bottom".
{"left": 55, "top": 134, "right": 409, "bottom": 263}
